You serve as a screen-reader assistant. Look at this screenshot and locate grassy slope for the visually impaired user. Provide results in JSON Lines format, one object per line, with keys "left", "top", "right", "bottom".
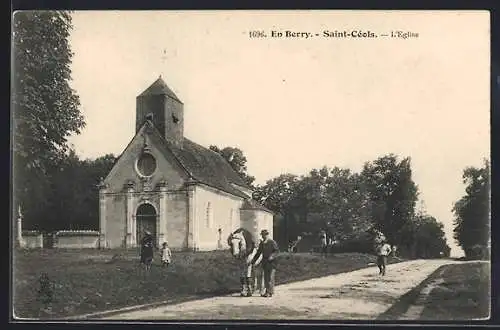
{"left": 419, "top": 262, "right": 490, "bottom": 320}
{"left": 13, "top": 249, "right": 402, "bottom": 319}
{"left": 378, "top": 261, "right": 490, "bottom": 321}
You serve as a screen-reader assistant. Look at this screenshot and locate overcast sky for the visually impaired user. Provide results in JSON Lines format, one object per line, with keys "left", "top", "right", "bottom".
{"left": 67, "top": 11, "right": 490, "bottom": 257}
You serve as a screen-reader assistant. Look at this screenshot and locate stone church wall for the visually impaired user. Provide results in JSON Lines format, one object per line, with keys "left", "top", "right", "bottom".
{"left": 240, "top": 209, "right": 274, "bottom": 243}
{"left": 194, "top": 185, "right": 244, "bottom": 251}
{"left": 104, "top": 194, "right": 127, "bottom": 248}
{"left": 165, "top": 192, "right": 189, "bottom": 250}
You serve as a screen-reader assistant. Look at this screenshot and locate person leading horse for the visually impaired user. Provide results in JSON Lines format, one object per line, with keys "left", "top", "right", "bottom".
{"left": 227, "top": 228, "right": 260, "bottom": 297}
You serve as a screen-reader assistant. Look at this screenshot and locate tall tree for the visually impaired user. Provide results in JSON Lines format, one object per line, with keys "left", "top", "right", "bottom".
{"left": 361, "top": 154, "right": 419, "bottom": 246}
{"left": 402, "top": 214, "right": 451, "bottom": 259}
{"left": 209, "top": 145, "right": 255, "bottom": 186}
{"left": 12, "top": 11, "right": 85, "bottom": 229}
{"left": 253, "top": 173, "right": 299, "bottom": 215}
{"left": 452, "top": 159, "right": 490, "bottom": 259}
{"left": 253, "top": 167, "right": 374, "bottom": 246}
{"left": 253, "top": 173, "right": 300, "bottom": 245}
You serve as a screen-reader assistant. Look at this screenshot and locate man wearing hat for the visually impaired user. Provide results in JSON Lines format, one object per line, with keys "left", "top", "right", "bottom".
{"left": 250, "top": 229, "right": 280, "bottom": 297}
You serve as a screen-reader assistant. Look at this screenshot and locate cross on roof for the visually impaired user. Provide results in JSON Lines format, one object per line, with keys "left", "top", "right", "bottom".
{"left": 160, "top": 49, "right": 167, "bottom": 78}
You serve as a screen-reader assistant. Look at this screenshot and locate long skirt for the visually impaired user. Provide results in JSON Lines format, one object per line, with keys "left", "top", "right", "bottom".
{"left": 141, "top": 247, "right": 154, "bottom": 265}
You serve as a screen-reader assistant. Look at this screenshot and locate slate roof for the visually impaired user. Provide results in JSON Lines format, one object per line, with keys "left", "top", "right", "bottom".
{"left": 165, "top": 137, "right": 254, "bottom": 198}
{"left": 138, "top": 76, "right": 183, "bottom": 103}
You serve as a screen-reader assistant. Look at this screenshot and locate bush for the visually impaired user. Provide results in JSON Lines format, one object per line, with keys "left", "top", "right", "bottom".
{"left": 466, "top": 244, "right": 489, "bottom": 260}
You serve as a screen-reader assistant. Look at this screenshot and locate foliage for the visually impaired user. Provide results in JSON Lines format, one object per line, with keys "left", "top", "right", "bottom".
{"left": 452, "top": 159, "right": 490, "bottom": 259}
{"left": 252, "top": 173, "right": 299, "bottom": 214}
{"left": 209, "top": 145, "right": 256, "bottom": 187}
{"left": 12, "top": 11, "right": 84, "bottom": 230}
{"left": 253, "top": 154, "right": 449, "bottom": 260}
{"left": 48, "top": 152, "right": 117, "bottom": 231}
{"left": 361, "top": 154, "right": 419, "bottom": 246}
{"left": 409, "top": 214, "right": 450, "bottom": 258}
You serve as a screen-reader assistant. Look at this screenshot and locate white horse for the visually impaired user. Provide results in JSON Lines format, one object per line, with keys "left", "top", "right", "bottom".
{"left": 227, "top": 228, "right": 262, "bottom": 297}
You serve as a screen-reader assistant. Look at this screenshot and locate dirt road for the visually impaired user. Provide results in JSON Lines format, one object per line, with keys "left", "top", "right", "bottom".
{"left": 102, "top": 259, "right": 457, "bottom": 320}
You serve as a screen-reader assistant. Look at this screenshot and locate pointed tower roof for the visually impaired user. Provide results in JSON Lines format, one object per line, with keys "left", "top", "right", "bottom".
{"left": 138, "top": 76, "right": 182, "bottom": 103}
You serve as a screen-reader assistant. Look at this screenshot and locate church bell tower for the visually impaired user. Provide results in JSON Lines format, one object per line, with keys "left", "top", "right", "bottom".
{"left": 136, "top": 76, "right": 184, "bottom": 148}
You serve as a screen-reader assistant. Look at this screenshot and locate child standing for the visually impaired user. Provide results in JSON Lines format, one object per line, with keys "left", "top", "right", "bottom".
{"left": 160, "top": 242, "right": 172, "bottom": 268}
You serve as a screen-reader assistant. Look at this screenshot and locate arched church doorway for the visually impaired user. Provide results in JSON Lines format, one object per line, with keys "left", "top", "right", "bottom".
{"left": 136, "top": 203, "right": 157, "bottom": 246}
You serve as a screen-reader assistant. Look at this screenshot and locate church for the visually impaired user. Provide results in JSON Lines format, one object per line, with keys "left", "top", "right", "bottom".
{"left": 98, "top": 76, "right": 274, "bottom": 250}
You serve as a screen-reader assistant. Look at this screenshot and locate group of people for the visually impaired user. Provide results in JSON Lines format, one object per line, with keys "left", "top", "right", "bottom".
{"left": 139, "top": 226, "right": 393, "bottom": 300}
{"left": 139, "top": 230, "right": 172, "bottom": 271}
{"left": 140, "top": 228, "right": 280, "bottom": 298}
{"left": 317, "top": 228, "right": 395, "bottom": 275}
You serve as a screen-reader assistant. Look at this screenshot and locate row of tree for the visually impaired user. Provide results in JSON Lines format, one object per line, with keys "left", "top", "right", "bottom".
{"left": 250, "top": 154, "right": 450, "bottom": 259}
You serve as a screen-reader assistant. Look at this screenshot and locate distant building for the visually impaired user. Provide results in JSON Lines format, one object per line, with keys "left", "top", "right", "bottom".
{"left": 98, "top": 76, "right": 273, "bottom": 250}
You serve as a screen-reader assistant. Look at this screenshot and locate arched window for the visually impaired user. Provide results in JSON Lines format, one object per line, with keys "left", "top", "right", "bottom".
{"left": 206, "top": 202, "right": 213, "bottom": 228}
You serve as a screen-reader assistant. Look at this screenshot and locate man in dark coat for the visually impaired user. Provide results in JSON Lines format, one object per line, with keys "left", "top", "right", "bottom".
{"left": 251, "top": 229, "right": 279, "bottom": 297}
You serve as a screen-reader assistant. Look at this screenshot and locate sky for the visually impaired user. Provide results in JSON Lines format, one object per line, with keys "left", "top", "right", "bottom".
{"left": 67, "top": 11, "right": 490, "bottom": 257}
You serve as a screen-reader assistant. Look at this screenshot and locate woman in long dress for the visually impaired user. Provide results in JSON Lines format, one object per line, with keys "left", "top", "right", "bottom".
{"left": 140, "top": 230, "right": 154, "bottom": 271}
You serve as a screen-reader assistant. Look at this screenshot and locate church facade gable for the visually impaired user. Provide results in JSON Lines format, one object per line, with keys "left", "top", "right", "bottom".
{"left": 99, "top": 121, "right": 192, "bottom": 249}
{"left": 104, "top": 121, "right": 189, "bottom": 192}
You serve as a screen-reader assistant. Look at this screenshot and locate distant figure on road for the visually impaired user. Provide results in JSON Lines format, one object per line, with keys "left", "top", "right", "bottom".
{"left": 376, "top": 242, "right": 392, "bottom": 276}
{"left": 140, "top": 230, "right": 155, "bottom": 271}
{"left": 251, "top": 229, "right": 280, "bottom": 297}
{"left": 370, "top": 227, "right": 391, "bottom": 275}
{"left": 160, "top": 242, "right": 172, "bottom": 268}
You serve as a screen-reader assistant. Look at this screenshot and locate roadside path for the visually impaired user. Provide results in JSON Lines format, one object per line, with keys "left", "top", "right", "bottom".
{"left": 102, "top": 259, "right": 457, "bottom": 320}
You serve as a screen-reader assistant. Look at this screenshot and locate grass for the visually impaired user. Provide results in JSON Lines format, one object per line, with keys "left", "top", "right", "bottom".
{"left": 378, "top": 261, "right": 490, "bottom": 321}
{"left": 13, "top": 248, "right": 403, "bottom": 319}
{"left": 419, "top": 262, "right": 490, "bottom": 320}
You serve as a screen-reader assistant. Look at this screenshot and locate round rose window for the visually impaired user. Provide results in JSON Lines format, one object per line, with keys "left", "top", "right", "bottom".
{"left": 137, "top": 152, "right": 156, "bottom": 177}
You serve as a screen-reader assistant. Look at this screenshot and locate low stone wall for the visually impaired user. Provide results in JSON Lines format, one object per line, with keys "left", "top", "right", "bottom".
{"left": 54, "top": 230, "right": 100, "bottom": 249}
{"left": 21, "top": 231, "right": 43, "bottom": 248}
